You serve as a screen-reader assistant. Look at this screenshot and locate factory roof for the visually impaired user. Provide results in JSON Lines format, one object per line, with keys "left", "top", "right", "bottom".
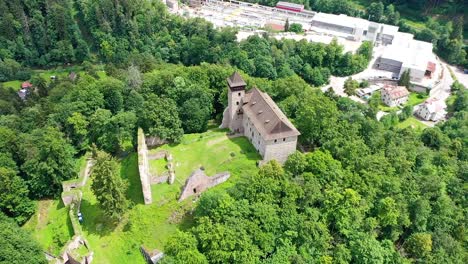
{"left": 312, "top": 12, "right": 370, "bottom": 30}
{"left": 381, "top": 37, "right": 435, "bottom": 72}
{"left": 381, "top": 24, "right": 399, "bottom": 36}
{"left": 276, "top": 1, "right": 304, "bottom": 9}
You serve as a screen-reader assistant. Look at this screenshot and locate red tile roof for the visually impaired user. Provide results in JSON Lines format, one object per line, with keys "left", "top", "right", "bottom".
{"left": 382, "top": 85, "right": 409, "bottom": 100}
{"left": 426, "top": 62, "right": 436, "bottom": 72}
{"left": 21, "top": 81, "right": 32, "bottom": 89}
{"left": 265, "top": 23, "right": 285, "bottom": 31}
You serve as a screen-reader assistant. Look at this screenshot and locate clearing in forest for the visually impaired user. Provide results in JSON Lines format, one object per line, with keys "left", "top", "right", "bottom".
{"left": 27, "top": 129, "right": 260, "bottom": 264}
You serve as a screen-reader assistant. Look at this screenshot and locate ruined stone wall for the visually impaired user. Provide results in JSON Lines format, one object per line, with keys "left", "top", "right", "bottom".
{"left": 147, "top": 150, "right": 169, "bottom": 160}
{"left": 178, "top": 169, "right": 230, "bottom": 201}
{"left": 207, "top": 172, "right": 231, "bottom": 188}
{"left": 145, "top": 136, "right": 168, "bottom": 148}
{"left": 138, "top": 128, "right": 153, "bottom": 205}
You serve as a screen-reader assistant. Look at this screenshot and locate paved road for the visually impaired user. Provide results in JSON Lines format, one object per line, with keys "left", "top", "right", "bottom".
{"left": 447, "top": 64, "right": 468, "bottom": 87}
{"left": 322, "top": 55, "right": 457, "bottom": 127}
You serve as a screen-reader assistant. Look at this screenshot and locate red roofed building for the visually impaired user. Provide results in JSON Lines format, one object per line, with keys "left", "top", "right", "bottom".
{"left": 381, "top": 85, "right": 409, "bottom": 107}
{"left": 276, "top": 1, "right": 304, "bottom": 12}
{"left": 265, "top": 23, "right": 285, "bottom": 31}
{"left": 426, "top": 62, "right": 436, "bottom": 78}
{"left": 21, "top": 81, "right": 32, "bottom": 89}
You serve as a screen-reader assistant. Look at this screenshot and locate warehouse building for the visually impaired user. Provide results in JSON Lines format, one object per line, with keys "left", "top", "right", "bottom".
{"left": 310, "top": 13, "right": 399, "bottom": 43}
{"left": 377, "top": 33, "right": 436, "bottom": 82}
{"left": 276, "top": 1, "right": 304, "bottom": 12}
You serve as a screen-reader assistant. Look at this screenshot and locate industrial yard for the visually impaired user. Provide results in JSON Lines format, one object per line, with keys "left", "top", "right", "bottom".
{"left": 170, "top": 0, "right": 442, "bottom": 88}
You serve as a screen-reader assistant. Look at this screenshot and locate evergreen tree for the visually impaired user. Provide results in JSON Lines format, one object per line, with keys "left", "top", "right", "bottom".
{"left": 398, "top": 69, "right": 411, "bottom": 88}
{"left": 91, "top": 151, "right": 129, "bottom": 220}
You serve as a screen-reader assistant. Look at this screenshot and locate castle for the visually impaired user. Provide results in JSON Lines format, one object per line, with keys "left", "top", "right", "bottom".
{"left": 221, "top": 72, "right": 300, "bottom": 164}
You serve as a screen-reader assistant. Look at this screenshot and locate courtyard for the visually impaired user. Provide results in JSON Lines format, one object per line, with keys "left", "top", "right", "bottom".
{"left": 23, "top": 129, "right": 260, "bottom": 263}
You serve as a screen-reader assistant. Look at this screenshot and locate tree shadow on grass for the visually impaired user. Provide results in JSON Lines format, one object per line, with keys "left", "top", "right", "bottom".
{"left": 119, "top": 153, "right": 144, "bottom": 205}
{"left": 79, "top": 199, "right": 119, "bottom": 237}
{"left": 228, "top": 136, "right": 262, "bottom": 162}
{"left": 55, "top": 199, "right": 66, "bottom": 210}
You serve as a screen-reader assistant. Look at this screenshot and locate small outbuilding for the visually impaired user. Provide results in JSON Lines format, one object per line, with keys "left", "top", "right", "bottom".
{"left": 381, "top": 85, "right": 409, "bottom": 107}
{"left": 21, "top": 81, "right": 32, "bottom": 89}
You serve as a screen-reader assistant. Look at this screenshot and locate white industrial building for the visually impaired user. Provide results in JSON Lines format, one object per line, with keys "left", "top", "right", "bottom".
{"left": 310, "top": 13, "right": 399, "bottom": 43}
{"left": 177, "top": 0, "right": 439, "bottom": 84}
{"left": 377, "top": 32, "right": 437, "bottom": 82}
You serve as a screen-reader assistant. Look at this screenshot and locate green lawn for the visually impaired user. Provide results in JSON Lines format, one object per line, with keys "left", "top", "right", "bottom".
{"left": 396, "top": 117, "right": 428, "bottom": 130}
{"left": 407, "top": 92, "right": 428, "bottom": 106}
{"left": 1, "top": 66, "right": 107, "bottom": 91}
{"left": 379, "top": 104, "right": 399, "bottom": 112}
{"left": 23, "top": 200, "right": 74, "bottom": 256}
{"left": 78, "top": 129, "right": 260, "bottom": 264}
{"left": 2, "top": 80, "right": 22, "bottom": 91}
{"left": 149, "top": 158, "right": 168, "bottom": 176}
{"left": 377, "top": 91, "right": 428, "bottom": 112}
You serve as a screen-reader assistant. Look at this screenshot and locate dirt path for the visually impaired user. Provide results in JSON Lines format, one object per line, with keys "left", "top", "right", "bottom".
{"left": 206, "top": 135, "right": 229, "bottom": 146}
{"left": 81, "top": 158, "right": 94, "bottom": 186}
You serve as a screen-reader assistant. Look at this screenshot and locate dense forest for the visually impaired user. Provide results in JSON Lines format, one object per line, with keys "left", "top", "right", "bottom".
{"left": 0, "top": 0, "right": 372, "bottom": 86}
{"left": 0, "top": 0, "right": 467, "bottom": 263}
{"left": 1, "top": 61, "right": 467, "bottom": 262}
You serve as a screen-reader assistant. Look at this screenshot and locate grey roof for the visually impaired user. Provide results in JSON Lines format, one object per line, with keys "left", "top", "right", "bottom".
{"left": 227, "top": 72, "right": 246, "bottom": 88}
{"left": 242, "top": 88, "right": 300, "bottom": 140}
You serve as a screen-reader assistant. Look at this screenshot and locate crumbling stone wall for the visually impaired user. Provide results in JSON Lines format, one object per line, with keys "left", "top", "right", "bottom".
{"left": 178, "top": 169, "right": 230, "bottom": 201}
{"left": 145, "top": 136, "right": 168, "bottom": 148}
{"left": 138, "top": 128, "right": 153, "bottom": 205}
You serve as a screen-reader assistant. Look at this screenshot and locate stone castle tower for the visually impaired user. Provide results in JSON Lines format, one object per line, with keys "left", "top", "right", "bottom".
{"left": 226, "top": 72, "right": 246, "bottom": 133}
{"left": 221, "top": 71, "right": 300, "bottom": 164}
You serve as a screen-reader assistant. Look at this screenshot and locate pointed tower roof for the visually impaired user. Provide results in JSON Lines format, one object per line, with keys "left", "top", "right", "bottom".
{"left": 227, "top": 71, "right": 246, "bottom": 89}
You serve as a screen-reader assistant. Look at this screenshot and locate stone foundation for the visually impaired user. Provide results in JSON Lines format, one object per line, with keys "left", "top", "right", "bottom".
{"left": 137, "top": 129, "right": 176, "bottom": 205}
{"left": 138, "top": 129, "right": 153, "bottom": 205}
{"left": 178, "top": 169, "right": 230, "bottom": 201}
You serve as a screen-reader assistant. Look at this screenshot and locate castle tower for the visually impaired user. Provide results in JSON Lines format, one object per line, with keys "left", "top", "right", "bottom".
{"left": 226, "top": 72, "right": 246, "bottom": 133}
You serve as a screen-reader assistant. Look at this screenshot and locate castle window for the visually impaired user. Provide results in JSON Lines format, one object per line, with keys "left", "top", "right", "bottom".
{"left": 283, "top": 138, "right": 286, "bottom": 142}
{"left": 238, "top": 92, "right": 241, "bottom": 96}
{"left": 251, "top": 132, "right": 254, "bottom": 137}
{"left": 274, "top": 139, "right": 277, "bottom": 143}
{"left": 236, "top": 102, "right": 239, "bottom": 105}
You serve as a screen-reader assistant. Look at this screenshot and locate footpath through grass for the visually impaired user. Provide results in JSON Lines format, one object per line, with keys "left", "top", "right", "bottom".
{"left": 79, "top": 129, "right": 260, "bottom": 264}
{"left": 23, "top": 200, "right": 74, "bottom": 256}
